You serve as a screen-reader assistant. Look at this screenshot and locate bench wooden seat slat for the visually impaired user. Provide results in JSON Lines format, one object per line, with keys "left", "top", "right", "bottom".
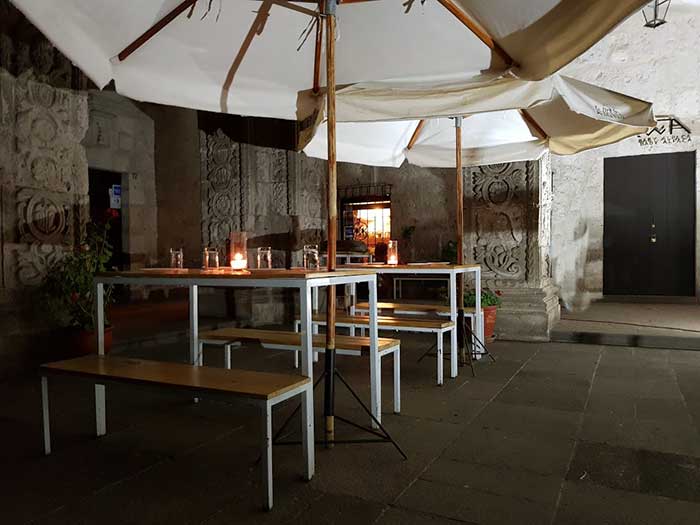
{"left": 41, "top": 355, "right": 310, "bottom": 400}
{"left": 313, "top": 314, "right": 455, "bottom": 330}
{"left": 355, "top": 302, "right": 477, "bottom": 315}
{"left": 198, "top": 328, "right": 399, "bottom": 353}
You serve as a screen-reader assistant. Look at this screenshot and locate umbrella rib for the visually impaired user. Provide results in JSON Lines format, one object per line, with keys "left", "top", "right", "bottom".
{"left": 519, "top": 109, "right": 548, "bottom": 140}
{"left": 117, "top": 0, "right": 198, "bottom": 61}
{"left": 435, "top": 0, "right": 515, "bottom": 67}
{"left": 406, "top": 119, "right": 426, "bottom": 150}
{"left": 220, "top": 0, "right": 274, "bottom": 113}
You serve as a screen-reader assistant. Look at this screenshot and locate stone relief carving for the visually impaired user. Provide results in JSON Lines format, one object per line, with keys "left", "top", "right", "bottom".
{"left": 200, "top": 130, "right": 242, "bottom": 249}
{"left": 14, "top": 76, "right": 88, "bottom": 193}
{"left": 16, "top": 188, "right": 72, "bottom": 244}
{"left": 539, "top": 153, "right": 553, "bottom": 279}
{"left": 470, "top": 162, "right": 529, "bottom": 283}
{"left": 16, "top": 242, "right": 65, "bottom": 286}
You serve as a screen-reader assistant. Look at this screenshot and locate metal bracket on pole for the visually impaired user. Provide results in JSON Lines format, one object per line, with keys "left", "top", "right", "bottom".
{"left": 325, "top": 0, "right": 337, "bottom": 15}
{"left": 454, "top": 115, "right": 463, "bottom": 128}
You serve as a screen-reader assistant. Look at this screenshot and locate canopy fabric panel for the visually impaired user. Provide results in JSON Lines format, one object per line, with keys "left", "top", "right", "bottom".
{"left": 305, "top": 77, "right": 655, "bottom": 168}
{"left": 11, "top": 0, "right": 647, "bottom": 121}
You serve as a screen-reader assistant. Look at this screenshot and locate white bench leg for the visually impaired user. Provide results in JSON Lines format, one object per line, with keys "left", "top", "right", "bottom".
{"left": 95, "top": 384, "right": 106, "bottom": 436}
{"left": 370, "top": 352, "right": 381, "bottom": 425}
{"left": 262, "top": 401, "right": 273, "bottom": 510}
{"left": 312, "top": 323, "right": 319, "bottom": 363}
{"left": 41, "top": 376, "right": 51, "bottom": 455}
{"left": 301, "top": 385, "right": 314, "bottom": 481}
{"left": 437, "top": 333, "right": 444, "bottom": 386}
{"left": 224, "top": 344, "right": 232, "bottom": 369}
{"left": 450, "top": 328, "right": 458, "bottom": 379}
{"left": 197, "top": 341, "right": 204, "bottom": 366}
{"left": 393, "top": 350, "right": 401, "bottom": 414}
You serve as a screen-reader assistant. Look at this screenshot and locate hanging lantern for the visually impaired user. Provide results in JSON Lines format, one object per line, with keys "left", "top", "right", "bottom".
{"left": 642, "top": 0, "right": 671, "bottom": 28}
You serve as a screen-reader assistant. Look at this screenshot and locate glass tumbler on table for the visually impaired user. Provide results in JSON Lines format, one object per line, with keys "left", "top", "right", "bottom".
{"left": 169, "top": 248, "right": 184, "bottom": 269}
{"left": 257, "top": 246, "right": 272, "bottom": 269}
{"left": 202, "top": 248, "right": 220, "bottom": 270}
{"left": 303, "top": 244, "right": 320, "bottom": 270}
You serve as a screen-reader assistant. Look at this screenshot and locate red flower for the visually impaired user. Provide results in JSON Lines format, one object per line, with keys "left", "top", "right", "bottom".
{"left": 70, "top": 292, "right": 79, "bottom": 304}
{"left": 495, "top": 290, "right": 502, "bottom": 296}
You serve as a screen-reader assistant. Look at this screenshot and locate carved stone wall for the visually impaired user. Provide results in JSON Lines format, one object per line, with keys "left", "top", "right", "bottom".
{"left": 466, "top": 157, "right": 559, "bottom": 341}
{"left": 0, "top": 68, "right": 88, "bottom": 376}
{"left": 0, "top": 69, "right": 88, "bottom": 295}
{"left": 200, "top": 130, "right": 326, "bottom": 324}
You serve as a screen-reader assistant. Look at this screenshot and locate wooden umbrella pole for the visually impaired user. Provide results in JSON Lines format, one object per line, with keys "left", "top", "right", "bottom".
{"left": 323, "top": 0, "right": 338, "bottom": 448}
{"left": 455, "top": 116, "right": 467, "bottom": 367}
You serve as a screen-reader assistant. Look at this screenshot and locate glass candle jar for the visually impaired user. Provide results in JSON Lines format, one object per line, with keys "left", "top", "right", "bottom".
{"left": 387, "top": 240, "right": 399, "bottom": 265}
{"left": 229, "top": 231, "right": 248, "bottom": 270}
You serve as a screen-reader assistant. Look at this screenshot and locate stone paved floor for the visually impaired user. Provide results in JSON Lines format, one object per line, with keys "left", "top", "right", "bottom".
{"left": 2, "top": 336, "right": 700, "bottom": 524}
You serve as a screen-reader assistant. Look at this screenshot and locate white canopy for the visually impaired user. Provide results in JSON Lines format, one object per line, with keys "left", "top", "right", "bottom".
{"left": 305, "top": 76, "right": 656, "bottom": 168}
{"left": 11, "top": 0, "right": 648, "bottom": 122}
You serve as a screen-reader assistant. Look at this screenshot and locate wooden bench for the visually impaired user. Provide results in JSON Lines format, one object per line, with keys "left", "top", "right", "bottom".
{"left": 198, "top": 328, "right": 401, "bottom": 417}
{"left": 301, "top": 313, "right": 455, "bottom": 386}
{"left": 40, "top": 355, "right": 313, "bottom": 510}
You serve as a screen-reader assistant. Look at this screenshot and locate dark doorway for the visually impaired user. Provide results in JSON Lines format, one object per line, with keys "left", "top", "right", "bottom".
{"left": 88, "top": 169, "right": 125, "bottom": 270}
{"left": 604, "top": 151, "right": 696, "bottom": 296}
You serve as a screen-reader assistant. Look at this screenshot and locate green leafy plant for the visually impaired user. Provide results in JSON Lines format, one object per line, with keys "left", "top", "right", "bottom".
{"left": 464, "top": 289, "right": 502, "bottom": 308}
{"left": 41, "top": 212, "right": 116, "bottom": 331}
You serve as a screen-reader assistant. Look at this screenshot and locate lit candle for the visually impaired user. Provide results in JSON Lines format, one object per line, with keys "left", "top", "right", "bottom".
{"left": 387, "top": 240, "right": 399, "bottom": 265}
{"left": 231, "top": 252, "right": 247, "bottom": 270}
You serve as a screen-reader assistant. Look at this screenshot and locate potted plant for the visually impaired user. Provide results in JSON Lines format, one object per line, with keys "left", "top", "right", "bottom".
{"left": 464, "top": 289, "right": 502, "bottom": 342}
{"left": 41, "top": 212, "right": 116, "bottom": 355}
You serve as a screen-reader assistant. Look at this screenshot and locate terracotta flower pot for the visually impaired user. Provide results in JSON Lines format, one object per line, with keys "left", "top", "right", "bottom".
{"left": 483, "top": 305, "right": 498, "bottom": 342}
{"left": 73, "top": 327, "right": 113, "bottom": 356}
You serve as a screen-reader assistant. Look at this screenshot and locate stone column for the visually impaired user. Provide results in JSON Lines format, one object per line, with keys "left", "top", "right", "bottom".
{"left": 465, "top": 154, "right": 560, "bottom": 341}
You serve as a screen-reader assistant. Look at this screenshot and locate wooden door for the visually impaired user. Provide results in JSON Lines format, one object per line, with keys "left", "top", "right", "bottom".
{"left": 603, "top": 151, "right": 696, "bottom": 296}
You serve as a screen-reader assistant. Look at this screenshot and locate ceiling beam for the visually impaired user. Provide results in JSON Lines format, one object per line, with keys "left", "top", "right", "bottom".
{"left": 117, "top": 0, "right": 197, "bottom": 61}
{"left": 436, "top": 0, "right": 515, "bottom": 67}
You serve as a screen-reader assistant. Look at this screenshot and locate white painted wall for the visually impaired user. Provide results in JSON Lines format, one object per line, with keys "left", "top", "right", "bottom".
{"left": 551, "top": 2, "right": 700, "bottom": 309}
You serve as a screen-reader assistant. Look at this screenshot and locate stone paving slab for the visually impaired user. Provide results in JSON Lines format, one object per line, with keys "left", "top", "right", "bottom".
{"left": 4, "top": 336, "right": 700, "bottom": 524}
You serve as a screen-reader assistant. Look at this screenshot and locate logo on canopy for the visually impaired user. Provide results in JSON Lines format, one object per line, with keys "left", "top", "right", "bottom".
{"left": 637, "top": 116, "right": 692, "bottom": 147}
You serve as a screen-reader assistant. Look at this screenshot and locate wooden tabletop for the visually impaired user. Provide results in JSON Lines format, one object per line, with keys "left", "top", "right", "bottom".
{"left": 96, "top": 268, "right": 376, "bottom": 280}
{"left": 41, "top": 356, "right": 310, "bottom": 400}
{"left": 338, "top": 263, "right": 480, "bottom": 270}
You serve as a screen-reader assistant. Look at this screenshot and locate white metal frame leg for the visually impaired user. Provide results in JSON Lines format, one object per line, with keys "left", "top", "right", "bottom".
{"left": 437, "top": 331, "right": 444, "bottom": 386}
{"left": 95, "top": 282, "right": 106, "bottom": 436}
{"left": 448, "top": 272, "right": 458, "bottom": 376}
{"left": 224, "top": 344, "right": 232, "bottom": 369}
{"left": 368, "top": 276, "right": 381, "bottom": 427}
{"left": 393, "top": 350, "right": 401, "bottom": 414}
{"left": 475, "top": 267, "right": 484, "bottom": 354}
{"left": 299, "top": 284, "right": 315, "bottom": 480}
{"left": 41, "top": 376, "right": 51, "bottom": 455}
{"left": 189, "top": 285, "right": 199, "bottom": 365}
{"left": 262, "top": 401, "right": 273, "bottom": 510}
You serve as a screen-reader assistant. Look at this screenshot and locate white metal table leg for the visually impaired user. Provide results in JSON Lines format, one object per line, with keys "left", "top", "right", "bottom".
{"left": 368, "top": 276, "right": 381, "bottom": 427}
{"left": 349, "top": 282, "right": 357, "bottom": 337}
{"left": 437, "top": 332, "right": 444, "bottom": 385}
{"left": 475, "top": 267, "right": 484, "bottom": 356}
{"left": 224, "top": 344, "right": 232, "bottom": 369}
{"left": 189, "top": 285, "right": 199, "bottom": 365}
{"left": 393, "top": 349, "right": 401, "bottom": 414}
{"left": 95, "top": 281, "right": 106, "bottom": 436}
{"left": 262, "top": 401, "right": 273, "bottom": 510}
{"left": 41, "top": 376, "right": 51, "bottom": 455}
{"left": 299, "top": 284, "right": 315, "bottom": 480}
{"left": 449, "top": 272, "right": 458, "bottom": 375}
